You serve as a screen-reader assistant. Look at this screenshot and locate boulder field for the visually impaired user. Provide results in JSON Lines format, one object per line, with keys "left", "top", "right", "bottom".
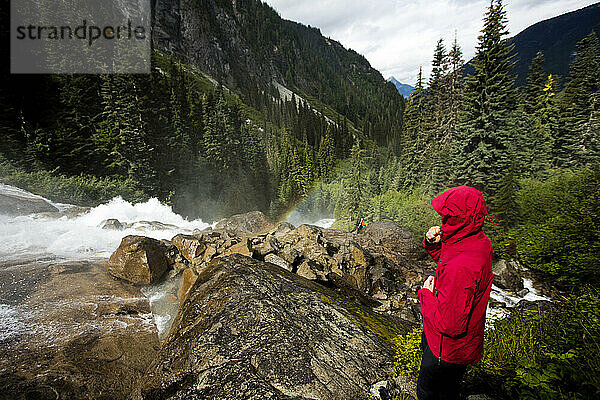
{"left": 107, "top": 213, "right": 436, "bottom": 324}
{"left": 100, "top": 212, "right": 438, "bottom": 399}
{"left": 1, "top": 211, "right": 544, "bottom": 399}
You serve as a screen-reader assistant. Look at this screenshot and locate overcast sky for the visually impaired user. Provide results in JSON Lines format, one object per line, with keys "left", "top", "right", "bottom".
{"left": 263, "top": 0, "right": 598, "bottom": 85}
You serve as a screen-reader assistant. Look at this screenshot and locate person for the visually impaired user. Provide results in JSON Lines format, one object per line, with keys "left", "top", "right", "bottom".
{"left": 417, "top": 186, "right": 493, "bottom": 400}
{"left": 352, "top": 217, "right": 367, "bottom": 234}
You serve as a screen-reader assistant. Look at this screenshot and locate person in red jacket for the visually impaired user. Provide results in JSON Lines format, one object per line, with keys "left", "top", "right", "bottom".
{"left": 417, "top": 186, "right": 493, "bottom": 400}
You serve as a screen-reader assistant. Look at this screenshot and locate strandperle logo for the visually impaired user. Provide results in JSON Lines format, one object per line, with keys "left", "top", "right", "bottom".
{"left": 15, "top": 19, "right": 147, "bottom": 47}
{"left": 11, "top": 0, "right": 151, "bottom": 74}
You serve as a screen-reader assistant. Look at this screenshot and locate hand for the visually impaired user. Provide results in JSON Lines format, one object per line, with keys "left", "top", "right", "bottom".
{"left": 426, "top": 226, "right": 441, "bottom": 243}
{"left": 423, "top": 275, "right": 435, "bottom": 292}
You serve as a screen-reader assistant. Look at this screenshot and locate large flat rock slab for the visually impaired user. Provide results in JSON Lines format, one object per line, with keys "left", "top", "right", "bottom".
{"left": 135, "top": 254, "right": 403, "bottom": 400}
{"left": 0, "top": 259, "right": 160, "bottom": 399}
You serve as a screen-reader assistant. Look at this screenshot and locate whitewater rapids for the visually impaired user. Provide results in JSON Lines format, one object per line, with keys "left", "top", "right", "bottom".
{"left": 0, "top": 184, "right": 210, "bottom": 262}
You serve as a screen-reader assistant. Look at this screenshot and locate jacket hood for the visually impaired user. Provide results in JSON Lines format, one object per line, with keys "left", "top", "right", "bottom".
{"left": 431, "top": 186, "right": 487, "bottom": 244}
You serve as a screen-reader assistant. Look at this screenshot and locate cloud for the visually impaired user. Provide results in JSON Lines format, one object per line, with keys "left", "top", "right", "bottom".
{"left": 264, "top": 0, "right": 598, "bottom": 85}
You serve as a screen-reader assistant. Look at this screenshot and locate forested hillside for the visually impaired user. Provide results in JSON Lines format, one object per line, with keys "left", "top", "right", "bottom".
{"left": 153, "top": 0, "right": 404, "bottom": 147}
{"left": 0, "top": 0, "right": 403, "bottom": 219}
{"left": 311, "top": 0, "right": 599, "bottom": 225}
{"left": 509, "top": 2, "right": 600, "bottom": 86}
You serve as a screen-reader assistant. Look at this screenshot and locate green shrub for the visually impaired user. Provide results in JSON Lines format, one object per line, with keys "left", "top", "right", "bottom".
{"left": 380, "top": 190, "right": 440, "bottom": 237}
{"left": 470, "top": 287, "right": 600, "bottom": 399}
{"left": 512, "top": 166, "right": 600, "bottom": 289}
{"left": 391, "top": 327, "right": 423, "bottom": 380}
{"left": 0, "top": 159, "right": 147, "bottom": 206}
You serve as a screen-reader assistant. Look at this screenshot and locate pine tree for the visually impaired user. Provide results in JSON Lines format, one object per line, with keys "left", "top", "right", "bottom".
{"left": 94, "top": 75, "right": 129, "bottom": 176}
{"left": 522, "top": 51, "right": 546, "bottom": 116}
{"left": 559, "top": 31, "right": 600, "bottom": 167}
{"left": 203, "top": 91, "right": 234, "bottom": 173}
{"left": 579, "top": 91, "right": 600, "bottom": 165}
{"left": 518, "top": 54, "right": 554, "bottom": 177}
{"left": 452, "top": 0, "right": 517, "bottom": 194}
{"left": 429, "top": 38, "right": 449, "bottom": 132}
{"left": 493, "top": 160, "right": 519, "bottom": 227}
{"left": 317, "top": 125, "right": 335, "bottom": 178}
{"left": 447, "top": 32, "right": 465, "bottom": 143}
{"left": 345, "top": 141, "right": 366, "bottom": 220}
{"left": 530, "top": 74, "right": 559, "bottom": 175}
{"left": 399, "top": 67, "right": 426, "bottom": 189}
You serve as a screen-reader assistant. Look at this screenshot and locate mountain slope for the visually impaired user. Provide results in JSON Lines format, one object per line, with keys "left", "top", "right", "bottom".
{"left": 464, "top": 2, "right": 600, "bottom": 86}
{"left": 387, "top": 77, "right": 415, "bottom": 98}
{"left": 153, "top": 0, "right": 404, "bottom": 145}
{"left": 510, "top": 2, "right": 600, "bottom": 85}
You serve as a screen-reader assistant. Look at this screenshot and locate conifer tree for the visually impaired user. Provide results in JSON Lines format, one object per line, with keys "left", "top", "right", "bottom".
{"left": 317, "top": 125, "right": 335, "bottom": 178}
{"left": 559, "top": 31, "right": 600, "bottom": 167}
{"left": 493, "top": 160, "right": 519, "bottom": 227}
{"left": 529, "top": 74, "right": 558, "bottom": 175}
{"left": 517, "top": 54, "right": 554, "bottom": 177}
{"left": 345, "top": 141, "right": 366, "bottom": 220}
{"left": 522, "top": 51, "right": 546, "bottom": 116}
{"left": 447, "top": 32, "right": 465, "bottom": 143}
{"left": 94, "top": 75, "right": 127, "bottom": 175}
{"left": 452, "top": 0, "right": 516, "bottom": 194}
{"left": 203, "top": 91, "right": 234, "bottom": 173}
{"left": 399, "top": 67, "right": 426, "bottom": 189}
{"left": 429, "top": 39, "right": 449, "bottom": 135}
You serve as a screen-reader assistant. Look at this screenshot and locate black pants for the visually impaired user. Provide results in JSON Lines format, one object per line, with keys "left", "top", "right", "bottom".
{"left": 417, "top": 334, "right": 467, "bottom": 400}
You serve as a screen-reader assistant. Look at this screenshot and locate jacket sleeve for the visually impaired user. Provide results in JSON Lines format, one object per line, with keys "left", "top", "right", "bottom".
{"left": 418, "top": 257, "right": 477, "bottom": 338}
{"left": 424, "top": 238, "right": 442, "bottom": 261}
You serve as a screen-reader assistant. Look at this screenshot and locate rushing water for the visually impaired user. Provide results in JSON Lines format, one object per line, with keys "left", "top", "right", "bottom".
{"left": 0, "top": 184, "right": 212, "bottom": 337}
{"left": 0, "top": 187, "right": 210, "bottom": 262}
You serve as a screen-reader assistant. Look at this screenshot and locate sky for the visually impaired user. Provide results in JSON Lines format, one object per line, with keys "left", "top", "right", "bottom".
{"left": 263, "top": 0, "right": 599, "bottom": 86}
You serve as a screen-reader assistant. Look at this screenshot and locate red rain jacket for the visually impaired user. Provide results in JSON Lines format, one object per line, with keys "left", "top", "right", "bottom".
{"left": 418, "top": 186, "right": 493, "bottom": 365}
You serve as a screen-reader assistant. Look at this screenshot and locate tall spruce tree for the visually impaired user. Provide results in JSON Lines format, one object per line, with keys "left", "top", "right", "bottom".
{"left": 318, "top": 125, "right": 336, "bottom": 178}
{"left": 493, "top": 160, "right": 519, "bottom": 227}
{"left": 428, "top": 38, "right": 450, "bottom": 138}
{"left": 399, "top": 67, "right": 426, "bottom": 189}
{"left": 558, "top": 31, "right": 600, "bottom": 167}
{"left": 531, "top": 74, "right": 558, "bottom": 175}
{"left": 522, "top": 51, "right": 546, "bottom": 116}
{"left": 447, "top": 32, "right": 465, "bottom": 143}
{"left": 345, "top": 141, "right": 367, "bottom": 220}
{"left": 452, "top": 0, "right": 516, "bottom": 195}
{"left": 518, "top": 53, "right": 554, "bottom": 177}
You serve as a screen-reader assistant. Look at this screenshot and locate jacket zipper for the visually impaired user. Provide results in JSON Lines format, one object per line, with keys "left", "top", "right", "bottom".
{"left": 439, "top": 335, "right": 443, "bottom": 365}
{"left": 434, "top": 274, "right": 442, "bottom": 365}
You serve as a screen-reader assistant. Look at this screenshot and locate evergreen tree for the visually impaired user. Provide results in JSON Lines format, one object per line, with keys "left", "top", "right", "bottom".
{"left": 318, "top": 125, "right": 336, "bottom": 178}
{"left": 399, "top": 67, "right": 426, "bottom": 189}
{"left": 517, "top": 54, "right": 555, "bottom": 177}
{"left": 452, "top": 0, "right": 517, "bottom": 195}
{"left": 559, "top": 31, "right": 600, "bottom": 167}
{"left": 345, "top": 141, "right": 367, "bottom": 220}
{"left": 447, "top": 32, "right": 465, "bottom": 143}
{"left": 493, "top": 160, "right": 519, "bottom": 227}
{"left": 528, "top": 74, "right": 559, "bottom": 176}
{"left": 429, "top": 38, "right": 449, "bottom": 131}
{"left": 522, "top": 51, "right": 546, "bottom": 116}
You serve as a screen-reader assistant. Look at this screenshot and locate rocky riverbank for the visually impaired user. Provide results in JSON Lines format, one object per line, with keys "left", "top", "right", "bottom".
{"left": 0, "top": 205, "right": 555, "bottom": 399}
{"left": 0, "top": 259, "right": 159, "bottom": 399}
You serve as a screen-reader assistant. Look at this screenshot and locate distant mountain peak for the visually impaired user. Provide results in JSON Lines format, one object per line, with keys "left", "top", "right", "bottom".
{"left": 387, "top": 76, "right": 415, "bottom": 98}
